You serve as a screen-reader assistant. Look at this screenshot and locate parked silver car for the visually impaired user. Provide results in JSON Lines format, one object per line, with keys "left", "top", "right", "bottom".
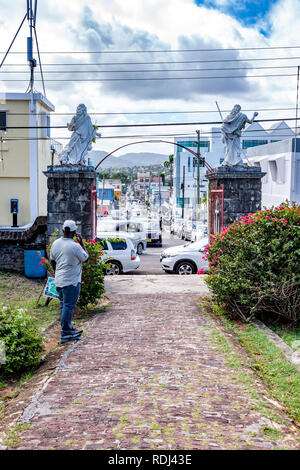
{"left": 160, "top": 238, "right": 209, "bottom": 274}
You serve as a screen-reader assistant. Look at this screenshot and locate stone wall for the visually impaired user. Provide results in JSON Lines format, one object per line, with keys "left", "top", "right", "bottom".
{"left": 44, "top": 165, "right": 97, "bottom": 241}
{"left": 0, "top": 216, "right": 47, "bottom": 272}
{"left": 207, "top": 166, "right": 265, "bottom": 233}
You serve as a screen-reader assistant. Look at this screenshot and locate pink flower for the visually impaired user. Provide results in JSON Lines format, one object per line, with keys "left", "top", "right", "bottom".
{"left": 197, "top": 268, "right": 205, "bottom": 275}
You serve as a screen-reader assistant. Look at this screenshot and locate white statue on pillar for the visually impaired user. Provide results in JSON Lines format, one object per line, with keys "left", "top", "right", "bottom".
{"left": 221, "top": 104, "right": 258, "bottom": 167}
{"left": 59, "top": 104, "right": 101, "bottom": 165}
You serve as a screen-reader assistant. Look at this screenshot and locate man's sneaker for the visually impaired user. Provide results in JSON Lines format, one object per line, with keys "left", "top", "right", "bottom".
{"left": 71, "top": 329, "right": 83, "bottom": 335}
{"left": 60, "top": 332, "right": 82, "bottom": 344}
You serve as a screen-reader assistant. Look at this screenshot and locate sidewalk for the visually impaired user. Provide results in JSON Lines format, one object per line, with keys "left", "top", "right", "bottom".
{"left": 8, "top": 276, "right": 300, "bottom": 450}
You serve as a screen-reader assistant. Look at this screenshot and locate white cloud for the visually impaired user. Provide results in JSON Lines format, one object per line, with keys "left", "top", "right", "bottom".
{"left": 0, "top": 0, "right": 299, "bottom": 155}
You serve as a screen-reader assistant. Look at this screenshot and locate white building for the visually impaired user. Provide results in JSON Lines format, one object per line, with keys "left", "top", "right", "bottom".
{"left": 172, "top": 121, "right": 294, "bottom": 214}
{"left": 247, "top": 137, "right": 300, "bottom": 207}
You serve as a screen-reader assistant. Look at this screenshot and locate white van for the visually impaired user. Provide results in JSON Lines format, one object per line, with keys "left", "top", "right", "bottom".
{"left": 97, "top": 219, "right": 146, "bottom": 255}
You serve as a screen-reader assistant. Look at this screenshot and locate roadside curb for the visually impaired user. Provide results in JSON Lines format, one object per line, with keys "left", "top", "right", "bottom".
{"left": 253, "top": 320, "right": 300, "bottom": 372}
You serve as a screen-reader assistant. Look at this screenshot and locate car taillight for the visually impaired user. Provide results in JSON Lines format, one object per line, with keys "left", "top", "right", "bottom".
{"left": 131, "top": 249, "right": 136, "bottom": 260}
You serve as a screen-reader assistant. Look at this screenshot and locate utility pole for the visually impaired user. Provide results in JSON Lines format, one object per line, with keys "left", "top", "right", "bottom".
{"left": 27, "top": 1, "right": 37, "bottom": 94}
{"left": 101, "top": 174, "right": 105, "bottom": 216}
{"left": 159, "top": 174, "right": 162, "bottom": 230}
{"left": 196, "top": 130, "right": 201, "bottom": 218}
{"left": 181, "top": 165, "right": 185, "bottom": 220}
{"left": 292, "top": 65, "right": 300, "bottom": 192}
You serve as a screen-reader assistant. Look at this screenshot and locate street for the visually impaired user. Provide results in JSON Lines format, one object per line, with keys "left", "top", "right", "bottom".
{"left": 130, "top": 229, "right": 187, "bottom": 275}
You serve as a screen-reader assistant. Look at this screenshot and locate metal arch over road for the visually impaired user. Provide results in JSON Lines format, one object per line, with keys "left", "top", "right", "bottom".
{"left": 95, "top": 139, "right": 213, "bottom": 172}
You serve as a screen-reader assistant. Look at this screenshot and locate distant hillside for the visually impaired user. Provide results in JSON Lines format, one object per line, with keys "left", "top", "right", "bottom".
{"left": 88, "top": 151, "right": 168, "bottom": 169}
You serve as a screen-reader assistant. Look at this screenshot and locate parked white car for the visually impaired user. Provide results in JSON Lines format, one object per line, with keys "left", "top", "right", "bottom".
{"left": 97, "top": 219, "right": 147, "bottom": 255}
{"left": 160, "top": 238, "right": 209, "bottom": 274}
{"left": 97, "top": 234, "right": 140, "bottom": 275}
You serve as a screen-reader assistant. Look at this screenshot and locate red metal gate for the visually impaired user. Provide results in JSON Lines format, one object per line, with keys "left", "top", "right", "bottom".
{"left": 90, "top": 185, "right": 97, "bottom": 240}
{"left": 209, "top": 186, "right": 224, "bottom": 235}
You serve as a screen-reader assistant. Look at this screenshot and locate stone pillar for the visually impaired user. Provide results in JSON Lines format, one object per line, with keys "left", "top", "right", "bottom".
{"left": 44, "top": 165, "right": 97, "bottom": 241}
{"left": 206, "top": 166, "right": 266, "bottom": 233}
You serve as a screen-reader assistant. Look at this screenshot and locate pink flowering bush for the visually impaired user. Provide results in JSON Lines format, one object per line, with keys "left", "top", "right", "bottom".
{"left": 205, "top": 201, "right": 300, "bottom": 325}
{"left": 77, "top": 239, "right": 109, "bottom": 310}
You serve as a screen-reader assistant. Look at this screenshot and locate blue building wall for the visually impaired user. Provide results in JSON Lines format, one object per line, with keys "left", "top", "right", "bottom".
{"left": 98, "top": 188, "right": 115, "bottom": 203}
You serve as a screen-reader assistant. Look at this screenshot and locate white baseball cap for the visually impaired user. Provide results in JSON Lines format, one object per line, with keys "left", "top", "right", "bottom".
{"left": 63, "top": 220, "right": 77, "bottom": 231}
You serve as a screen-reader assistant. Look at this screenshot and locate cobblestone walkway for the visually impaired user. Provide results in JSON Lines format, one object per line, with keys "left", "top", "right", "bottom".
{"left": 11, "top": 277, "right": 300, "bottom": 450}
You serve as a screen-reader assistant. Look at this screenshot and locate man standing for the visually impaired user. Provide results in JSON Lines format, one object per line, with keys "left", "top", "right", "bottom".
{"left": 50, "top": 220, "right": 89, "bottom": 343}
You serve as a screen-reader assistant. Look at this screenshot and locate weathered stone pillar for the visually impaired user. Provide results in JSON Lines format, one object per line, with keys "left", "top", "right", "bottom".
{"left": 44, "top": 165, "right": 97, "bottom": 241}
{"left": 206, "top": 166, "right": 266, "bottom": 234}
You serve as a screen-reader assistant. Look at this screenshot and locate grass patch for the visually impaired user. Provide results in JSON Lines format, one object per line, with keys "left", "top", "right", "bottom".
{"left": 201, "top": 299, "right": 300, "bottom": 425}
{"left": 261, "top": 426, "right": 281, "bottom": 440}
{"left": 267, "top": 324, "right": 300, "bottom": 350}
{"left": 0, "top": 271, "right": 59, "bottom": 329}
{"left": 4, "top": 423, "right": 33, "bottom": 448}
{"left": 210, "top": 330, "right": 242, "bottom": 369}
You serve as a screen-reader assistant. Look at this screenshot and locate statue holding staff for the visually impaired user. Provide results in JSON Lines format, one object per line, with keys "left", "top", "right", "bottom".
{"left": 59, "top": 104, "right": 101, "bottom": 165}
{"left": 220, "top": 104, "right": 258, "bottom": 167}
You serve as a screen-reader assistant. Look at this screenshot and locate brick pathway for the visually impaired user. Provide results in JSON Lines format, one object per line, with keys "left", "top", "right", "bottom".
{"left": 10, "top": 277, "right": 300, "bottom": 450}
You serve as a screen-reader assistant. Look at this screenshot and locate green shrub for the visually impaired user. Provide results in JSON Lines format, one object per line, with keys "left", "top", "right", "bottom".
{"left": 77, "top": 239, "right": 108, "bottom": 310}
{"left": 0, "top": 306, "right": 44, "bottom": 376}
{"left": 205, "top": 201, "right": 300, "bottom": 325}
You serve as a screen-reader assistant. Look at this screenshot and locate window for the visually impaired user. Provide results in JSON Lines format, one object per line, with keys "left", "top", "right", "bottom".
{"left": 47, "top": 115, "right": 50, "bottom": 138}
{"left": 110, "top": 239, "right": 127, "bottom": 250}
{"left": 242, "top": 140, "right": 268, "bottom": 149}
{"left": 269, "top": 160, "right": 278, "bottom": 181}
{"left": 41, "top": 113, "right": 50, "bottom": 138}
{"left": 0, "top": 111, "right": 7, "bottom": 131}
{"left": 97, "top": 239, "right": 108, "bottom": 250}
{"left": 193, "top": 157, "right": 205, "bottom": 167}
{"left": 177, "top": 140, "right": 210, "bottom": 152}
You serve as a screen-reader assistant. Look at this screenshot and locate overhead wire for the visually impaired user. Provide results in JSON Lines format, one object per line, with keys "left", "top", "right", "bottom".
{"left": 3, "top": 126, "right": 298, "bottom": 141}
{"left": 2, "top": 56, "right": 300, "bottom": 66}
{"left": 3, "top": 45, "right": 300, "bottom": 54}
{"left": 1, "top": 65, "right": 300, "bottom": 74}
{"left": 2, "top": 117, "right": 298, "bottom": 129}
{"left": 1, "top": 107, "right": 297, "bottom": 116}
{"left": 1, "top": 73, "right": 298, "bottom": 81}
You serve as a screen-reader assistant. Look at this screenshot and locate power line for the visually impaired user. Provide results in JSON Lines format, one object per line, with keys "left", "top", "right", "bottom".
{"left": 1, "top": 65, "right": 300, "bottom": 74}
{"left": 3, "top": 117, "right": 297, "bottom": 130}
{"left": 3, "top": 130, "right": 298, "bottom": 142}
{"left": 1, "top": 73, "right": 298, "bottom": 82}
{"left": 2, "top": 45, "right": 300, "bottom": 54}
{"left": 3, "top": 107, "right": 297, "bottom": 117}
{"left": 2, "top": 56, "right": 300, "bottom": 66}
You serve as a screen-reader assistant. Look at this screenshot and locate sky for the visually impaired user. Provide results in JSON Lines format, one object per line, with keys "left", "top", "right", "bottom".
{"left": 0, "top": 0, "right": 300, "bottom": 159}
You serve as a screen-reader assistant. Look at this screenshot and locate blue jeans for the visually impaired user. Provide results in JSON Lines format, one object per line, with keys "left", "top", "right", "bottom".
{"left": 56, "top": 283, "right": 81, "bottom": 337}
